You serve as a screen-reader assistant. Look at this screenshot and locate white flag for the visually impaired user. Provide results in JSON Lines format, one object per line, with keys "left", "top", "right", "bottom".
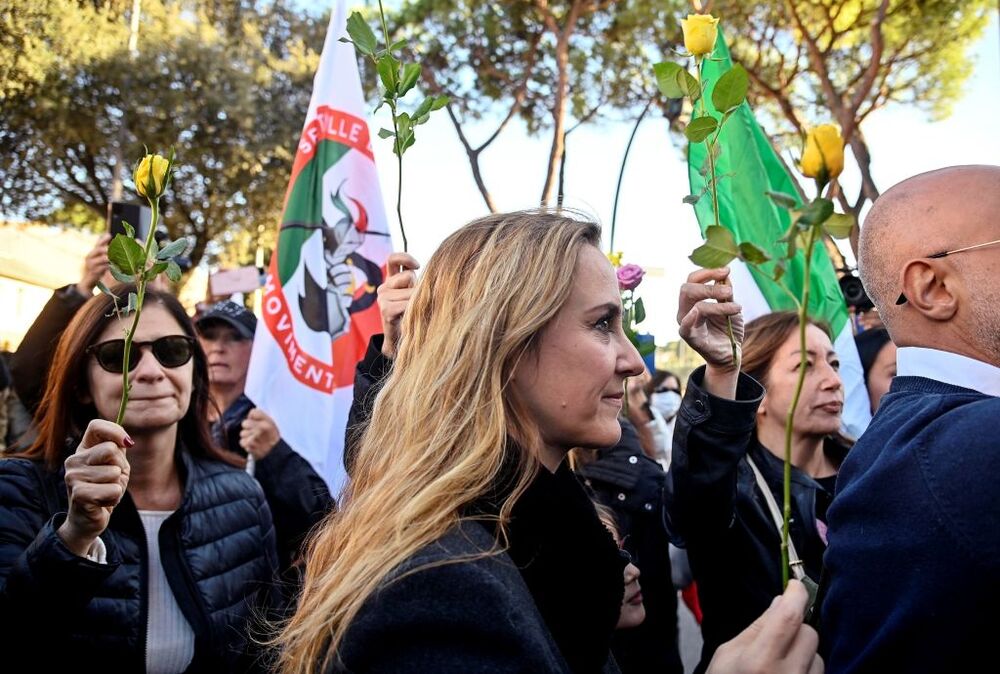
{"left": 246, "top": 0, "right": 393, "bottom": 493}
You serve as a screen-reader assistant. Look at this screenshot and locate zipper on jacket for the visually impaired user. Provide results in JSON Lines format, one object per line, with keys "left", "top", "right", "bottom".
{"left": 160, "top": 512, "right": 213, "bottom": 659}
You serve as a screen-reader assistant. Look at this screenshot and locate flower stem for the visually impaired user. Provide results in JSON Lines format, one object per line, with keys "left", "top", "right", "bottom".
{"left": 377, "top": 0, "right": 407, "bottom": 252}
{"left": 114, "top": 198, "right": 159, "bottom": 426}
{"left": 695, "top": 57, "right": 738, "bottom": 367}
{"left": 780, "top": 225, "right": 816, "bottom": 587}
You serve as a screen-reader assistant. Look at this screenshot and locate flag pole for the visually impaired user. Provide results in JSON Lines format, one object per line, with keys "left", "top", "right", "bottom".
{"left": 610, "top": 98, "right": 652, "bottom": 252}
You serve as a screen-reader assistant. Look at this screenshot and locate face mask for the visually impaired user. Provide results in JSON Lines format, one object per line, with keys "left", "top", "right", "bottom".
{"left": 651, "top": 390, "right": 682, "bottom": 420}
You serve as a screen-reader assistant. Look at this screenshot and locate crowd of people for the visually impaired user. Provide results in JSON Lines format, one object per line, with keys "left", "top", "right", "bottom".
{"left": 0, "top": 164, "right": 997, "bottom": 673}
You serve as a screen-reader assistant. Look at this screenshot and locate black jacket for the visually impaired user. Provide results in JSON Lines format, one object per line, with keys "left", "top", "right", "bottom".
{"left": 0, "top": 449, "right": 280, "bottom": 673}
{"left": 336, "top": 461, "right": 626, "bottom": 673}
{"left": 667, "top": 366, "right": 841, "bottom": 673}
{"left": 11, "top": 285, "right": 89, "bottom": 414}
{"left": 577, "top": 420, "right": 683, "bottom": 674}
{"left": 343, "top": 334, "right": 392, "bottom": 477}
{"left": 212, "top": 394, "right": 334, "bottom": 569}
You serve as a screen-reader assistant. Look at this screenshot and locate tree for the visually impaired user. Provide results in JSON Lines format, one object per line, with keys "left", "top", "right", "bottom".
{"left": 0, "top": 0, "right": 324, "bottom": 277}
{"left": 391, "top": 0, "right": 687, "bottom": 209}
{"left": 706, "top": 0, "right": 992, "bottom": 240}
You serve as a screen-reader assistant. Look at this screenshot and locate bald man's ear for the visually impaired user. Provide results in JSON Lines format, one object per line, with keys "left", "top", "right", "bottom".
{"left": 899, "top": 259, "right": 958, "bottom": 321}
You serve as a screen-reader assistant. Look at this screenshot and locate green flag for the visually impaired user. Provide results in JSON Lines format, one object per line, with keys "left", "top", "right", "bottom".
{"left": 686, "top": 31, "right": 871, "bottom": 436}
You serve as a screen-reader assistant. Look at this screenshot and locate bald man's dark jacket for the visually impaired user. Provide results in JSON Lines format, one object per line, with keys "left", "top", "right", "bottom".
{"left": 821, "top": 376, "right": 1000, "bottom": 673}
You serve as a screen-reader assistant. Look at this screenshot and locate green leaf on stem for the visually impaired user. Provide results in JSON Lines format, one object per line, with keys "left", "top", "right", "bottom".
{"left": 389, "top": 38, "right": 407, "bottom": 52}
{"left": 156, "top": 237, "right": 188, "bottom": 261}
{"left": 377, "top": 128, "right": 395, "bottom": 139}
{"left": 797, "top": 197, "right": 834, "bottom": 227}
{"left": 653, "top": 61, "right": 685, "bottom": 99}
{"left": 413, "top": 96, "right": 434, "bottom": 120}
{"left": 634, "top": 297, "right": 646, "bottom": 325}
{"left": 344, "top": 12, "right": 377, "bottom": 56}
{"left": 431, "top": 95, "right": 449, "bottom": 110}
{"left": 165, "top": 260, "right": 182, "bottom": 283}
{"left": 676, "top": 69, "right": 701, "bottom": 103}
{"left": 109, "top": 234, "right": 146, "bottom": 275}
{"left": 126, "top": 292, "right": 138, "bottom": 313}
{"left": 773, "top": 259, "right": 787, "bottom": 282}
{"left": 96, "top": 281, "right": 118, "bottom": 298}
{"left": 685, "top": 116, "right": 718, "bottom": 143}
{"left": 690, "top": 225, "right": 739, "bottom": 268}
{"left": 108, "top": 263, "right": 134, "bottom": 284}
{"left": 377, "top": 54, "right": 400, "bottom": 96}
{"left": 639, "top": 341, "right": 657, "bottom": 357}
{"left": 766, "top": 190, "right": 799, "bottom": 210}
{"left": 739, "top": 242, "right": 771, "bottom": 265}
{"left": 399, "top": 63, "right": 421, "bottom": 97}
{"left": 123, "top": 220, "right": 135, "bottom": 239}
{"left": 823, "top": 212, "right": 855, "bottom": 240}
{"left": 712, "top": 63, "right": 749, "bottom": 112}
{"left": 145, "top": 261, "right": 169, "bottom": 281}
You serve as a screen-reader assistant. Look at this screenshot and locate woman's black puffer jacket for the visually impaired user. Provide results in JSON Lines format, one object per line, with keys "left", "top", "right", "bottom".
{"left": 0, "top": 448, "right": 279, "bottom": 673}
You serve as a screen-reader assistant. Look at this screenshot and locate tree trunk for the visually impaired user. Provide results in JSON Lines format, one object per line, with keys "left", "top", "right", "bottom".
{"left": 468, "top": 148, "right": 498, "bottom": 213}
{"left": 540, "top": 38, "right": 570, "bottom": 206}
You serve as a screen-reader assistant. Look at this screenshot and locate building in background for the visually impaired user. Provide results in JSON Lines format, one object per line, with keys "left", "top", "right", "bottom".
{"left": 0, "top": 221, "right": 95, "bottom": 351}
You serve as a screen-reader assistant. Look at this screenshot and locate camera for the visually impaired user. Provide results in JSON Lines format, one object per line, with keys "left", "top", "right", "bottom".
{"left": 838, "top": 272, "right": 873, "bottom": 312}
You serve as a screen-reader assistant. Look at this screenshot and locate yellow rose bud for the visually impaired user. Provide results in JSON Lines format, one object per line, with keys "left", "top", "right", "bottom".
{"left": 607, "top": 251, "right": 624, "bottom": 267}
{"left": 134, "top": 153, "right": 170, "bottom": 199}
{"left": 800, "top": 124, "right": 845, "bottom": 185}
{"left": 682, "top": 14, "right": 719, "bottom": 57}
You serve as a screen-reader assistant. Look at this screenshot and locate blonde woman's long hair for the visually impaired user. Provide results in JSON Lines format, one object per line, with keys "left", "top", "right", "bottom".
{"left": 276, "top": 210, "right": 603, "bottom": 673}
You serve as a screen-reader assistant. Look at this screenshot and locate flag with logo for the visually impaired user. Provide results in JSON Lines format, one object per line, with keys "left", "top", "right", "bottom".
{"left": 687, "top": 32, "right": 872, "bottom": 439}
{"left": 246, "top": 0, "right": 392, "bottom": 492}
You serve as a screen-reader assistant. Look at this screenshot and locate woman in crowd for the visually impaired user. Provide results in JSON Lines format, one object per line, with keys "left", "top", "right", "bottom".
{"left": 593, "top": 504, "right": 647, "bottom": 631}
{"left": 0, "top": 285, "right": 279, "bottom": 672}
{"left": 574, "top": 418, "right": 683, "bottom": 674}
{"left": 669, "top": 268, "right": 846, "bottom": 674}
{"left": 854, "top": 327, "right": 896, "bottom": 414}
{"left": 279, "top": 212, "right": 823, "bottom": 674}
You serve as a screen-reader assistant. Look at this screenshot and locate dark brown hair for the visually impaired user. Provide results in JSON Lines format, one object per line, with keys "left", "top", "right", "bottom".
{"left": 17, "top": 284, "right": 239, "bottom": 471}
{"left": 741, "top": 311, "right": 832, "bottom": 387}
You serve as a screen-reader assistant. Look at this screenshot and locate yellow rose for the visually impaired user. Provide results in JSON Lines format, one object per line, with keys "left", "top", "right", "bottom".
{"left": 134, "top": 153, "right": 170, "bottom": 199}
{"left": 800, "top": 124, "right": 844, "bottom": 184}
{"left": 607, "top": 251, "right": 624, "bottom": 267}
{"left": 682, "top": 14, "right": 719, "bottom": 57}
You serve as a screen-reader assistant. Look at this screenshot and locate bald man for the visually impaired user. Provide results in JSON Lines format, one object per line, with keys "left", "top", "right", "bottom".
{"left": 820, "top": 166, "right": 1000, "bottom": 673}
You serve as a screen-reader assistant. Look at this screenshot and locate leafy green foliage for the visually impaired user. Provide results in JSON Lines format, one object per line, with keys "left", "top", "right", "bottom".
{"left": 689, "top": 225, "right": 740, "bottom": 268}
{"left": 711, "top": 64, "right": 749, "bottom": 113}
{"left": 685, "top": 116, "right": 719, "bottom": 142}
{"left": 823, "top": 212, "right": 855, "bottom": 240}
{"left": 0, "top": 0, "right": 325, "bottom": 276}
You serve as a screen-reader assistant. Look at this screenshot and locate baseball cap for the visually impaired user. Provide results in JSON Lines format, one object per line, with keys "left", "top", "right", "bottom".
{"left": 195, "top": 300, "right": 257, "bottom": 340}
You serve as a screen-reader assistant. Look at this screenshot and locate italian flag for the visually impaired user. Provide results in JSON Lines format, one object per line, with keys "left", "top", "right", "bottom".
{"left": 687, "top": 34, "right": 871, "bottom": 439}
{"left": 246, "top": 0, "right": 393, "bottom": 492}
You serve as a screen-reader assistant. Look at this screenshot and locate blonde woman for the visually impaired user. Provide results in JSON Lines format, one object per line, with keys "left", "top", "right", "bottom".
{"left": 277, "top": 211, "right": 823, "bottom": 674}
{"left": 277, "top": 211, "right": 642, "bottom": 672}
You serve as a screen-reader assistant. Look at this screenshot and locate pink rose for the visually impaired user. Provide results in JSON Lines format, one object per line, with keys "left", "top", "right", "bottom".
{"left": 616, "top": 263, "right": 645, "bottom": 291}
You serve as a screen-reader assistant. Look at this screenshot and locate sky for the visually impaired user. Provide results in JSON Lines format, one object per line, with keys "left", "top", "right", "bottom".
{"left": 332, "top": 10, "right": 1000, "bottom": 344}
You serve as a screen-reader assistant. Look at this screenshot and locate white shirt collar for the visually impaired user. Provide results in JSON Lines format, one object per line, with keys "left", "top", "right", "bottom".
{"left": 896, "top": 347, "right": 1000, "bottom": 397}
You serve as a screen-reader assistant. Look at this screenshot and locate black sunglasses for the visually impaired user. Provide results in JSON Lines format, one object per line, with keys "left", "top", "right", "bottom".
{"left": 87, "top": 335, "right": 196, "bottom": 374}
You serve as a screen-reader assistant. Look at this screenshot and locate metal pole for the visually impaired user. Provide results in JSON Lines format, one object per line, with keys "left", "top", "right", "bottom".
{"left": 609, "top": 98, "right": 653, "bottom": 252}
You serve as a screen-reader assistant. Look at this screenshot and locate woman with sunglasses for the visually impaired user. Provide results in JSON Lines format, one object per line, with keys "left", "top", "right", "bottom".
{"left": 0, "top": 285, "right": 278, "bottom": 673}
